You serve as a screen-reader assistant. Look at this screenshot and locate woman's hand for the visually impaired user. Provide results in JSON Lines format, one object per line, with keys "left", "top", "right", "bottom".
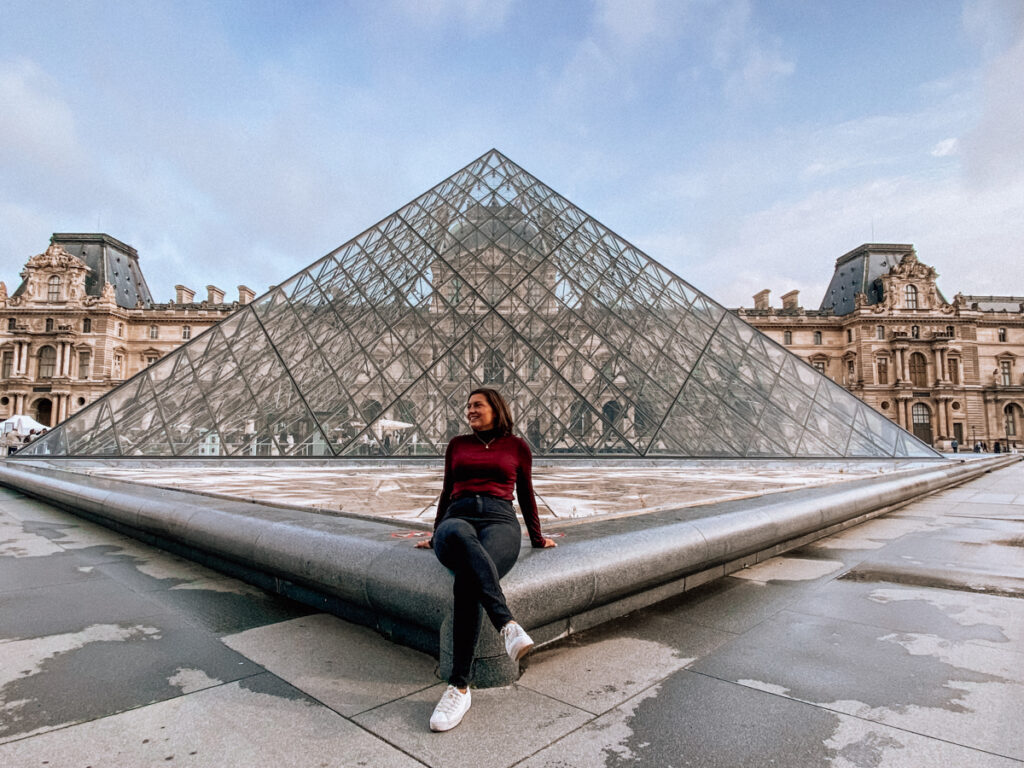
{"left": 414, "top": 538, "right": 433, "bottom": 549}
{"left": 537, "top": 536, "right": 558, "bottom": 548}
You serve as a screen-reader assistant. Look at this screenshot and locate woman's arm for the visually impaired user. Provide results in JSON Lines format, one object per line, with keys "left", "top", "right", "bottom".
{"left": 515, "top": 438, "right": 554, "bottom": 548}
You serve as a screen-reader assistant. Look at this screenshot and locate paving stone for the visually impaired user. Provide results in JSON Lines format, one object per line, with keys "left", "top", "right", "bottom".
{"left": 222, "top": 613, "right": 438, "bottom": 715}
{"left": 0, "top": 674, "right": 422, "bottom": 767}
{"left": 0, "top": 612, "right": 264, "bottom": 742}
{"left": 691, "top": 609, "right": 1024, "bottom": 760}
{"left": 353, "top": 682, "right": 592, "bottom": 768}
{"left": 518, "top": 669, "right": 1022, "bottom": 768}
{"left": 521, "top": 612, "right": 733, "bottom": 714}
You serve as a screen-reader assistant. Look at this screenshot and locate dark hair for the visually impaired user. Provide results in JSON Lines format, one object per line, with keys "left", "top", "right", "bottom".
{"left": 468, "top": 388, "right": 514, "bottom": 436}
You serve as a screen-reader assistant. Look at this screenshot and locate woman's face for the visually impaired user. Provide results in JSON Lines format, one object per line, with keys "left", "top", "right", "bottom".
{"left": 466, "top": 393, "right": 495, "bottom": 431}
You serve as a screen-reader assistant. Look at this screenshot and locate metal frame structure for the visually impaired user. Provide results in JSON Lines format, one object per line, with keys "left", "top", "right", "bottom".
{"left": 18, "top": 150, "right": 939, "bottom": 459}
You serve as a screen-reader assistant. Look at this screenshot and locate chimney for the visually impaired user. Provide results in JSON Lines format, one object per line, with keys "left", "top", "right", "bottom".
{"left": 781, "top": 290, "right": 800, "bottom": 310}
{"left": 206, "top": 285, "right": 225, "bottom": 304}
{"left": 753, "top": 289, "right": 770, "bottom": 310}
{"left": 175, "top": 285, "right": 195, "bottom": 304}
{"left": 238, "top": 285, "right": 255, "bottom": 305}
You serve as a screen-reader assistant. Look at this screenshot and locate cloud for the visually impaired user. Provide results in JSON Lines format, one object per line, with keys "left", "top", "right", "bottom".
{"left": 931, "top": 138, "right": 959, "bottom": 157}
{"left": 0, "top": 57, "right": 82, "bottom": 173}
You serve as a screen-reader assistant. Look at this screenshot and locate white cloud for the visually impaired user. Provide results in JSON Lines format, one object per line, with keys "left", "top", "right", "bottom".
{"left": 0, "top": 57, "right": 82, "bottom": 173}
{"left": 931, "top": 138, "right": 959, "bottom": 157}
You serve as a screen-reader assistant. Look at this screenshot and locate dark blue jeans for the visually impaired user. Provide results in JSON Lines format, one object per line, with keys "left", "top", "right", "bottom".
{"left": 433, "top": 495, "right": 521, "bottom": 688}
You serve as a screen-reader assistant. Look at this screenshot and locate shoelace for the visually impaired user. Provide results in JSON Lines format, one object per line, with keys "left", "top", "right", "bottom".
{"left": 436, "top": 686, "right": 465, "bottom": 714}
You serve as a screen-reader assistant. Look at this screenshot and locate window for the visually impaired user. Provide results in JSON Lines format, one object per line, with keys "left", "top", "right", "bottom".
{"left": 911, "top": 325, "right": 920, "bottom": 339}
{"left": 904, "top": 285, "right": 918, "bottom": 309}
{"left": 876, "top": 325, "right": 885, "bottom": 340}
{"left": 6, "top": 318, "right": 14, "bottom": 332}
{"left": 483, "top": 350, "right": 504, "bottom": 384}
{"left": 1006, "top": 406, "right": 1020, "bottom": 437}
{"left": 82, "top": 318, "right": 91, "bottom": 333}
{"left": 847, "top": 361, "right": 856, "bottom": 384}
{"left": 528, "top": 353, "right": 540, "bottom": 381}
{"left": 149, "top": 325, "right": 159, "bottom": 340}
{"left": 909, "top": 352, "right": 928, "bottom": 387}
{"left": 1, "top": 350, "right": 12, "bottom": 379}
{"left": 182, "top": 325, "right": 191, "bottom": 340}
{"left": 783, "top": 331, "right": 792, "bottom": 345}
{"left": 912, "top": 403, "right": 930, "bottom": 426}
{"left": 998, "top": 328, "right": 1007, "bottom": 342}
{"left": 116, "top": 322, "right": 124, "bottom": 337}
{"left": 78, "top": 350, "right": 91, "bottom": 379}
{"left": 946, "top": 326, "right": 954, "bottom": 338}
{"left": 812, "top": 360, "right": 826, "bottom": 374}
{"left": 145, "top": 355, "right": 159, "bottom": 367}
{"left": 1001, "top": 360, "right": 1012, "bottom": 386}
{"left": 877, "top": 358, "right": 888, "bottom": 385}
{"left": 113, "top": 353, "right": 124, "bottom": 378}
{"left": 948, "top": 358, "right": 960, "bottom": 385}
{"left": 47, "top": 275, "right": 61, "bottom": 302}
{"left": 45, "top": 318, "right": 54, "bottom": 333}
{"left": 38, "top": 346, "right": 56, "bottom": 378}
{"left": 813, "top": 331, "right": 822, "bottom": 345}
{"left": 846, "top": 329, "right": 853, "bottom": 343}
{"left": 569, "top": 401, "right": 591, "bottom": 438}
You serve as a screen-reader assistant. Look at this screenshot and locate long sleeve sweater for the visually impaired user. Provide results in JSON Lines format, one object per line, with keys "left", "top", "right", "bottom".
{"left": 433, "top": 431, "right": 546, "bottom": 547}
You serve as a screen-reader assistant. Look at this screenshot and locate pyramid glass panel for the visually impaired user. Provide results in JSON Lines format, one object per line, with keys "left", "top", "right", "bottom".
{"left": 20, "top": 150, "right": 940, "bottom": 459}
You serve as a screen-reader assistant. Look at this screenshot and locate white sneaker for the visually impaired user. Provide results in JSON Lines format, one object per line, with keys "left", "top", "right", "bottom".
{"left": 429, "top": 685, "right": 471, "bottom": 732}
{"left": 501, "top": 621, "right": 535, "bottom": 662}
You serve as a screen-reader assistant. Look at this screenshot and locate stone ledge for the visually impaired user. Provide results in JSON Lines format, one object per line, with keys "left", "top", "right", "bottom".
{"left": 0, "top": 455, "right": 1017, "bottom": 687}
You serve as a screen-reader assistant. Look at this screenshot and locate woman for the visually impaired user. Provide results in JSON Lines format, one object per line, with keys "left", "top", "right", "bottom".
{"left": 415, "top": 387, "right": 557, "bottom": 732}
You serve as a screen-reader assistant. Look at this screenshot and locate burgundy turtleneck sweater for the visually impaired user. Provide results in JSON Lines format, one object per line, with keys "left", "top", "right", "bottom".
{"left": 433, "top": 430, "right": 545, "bottom": 547}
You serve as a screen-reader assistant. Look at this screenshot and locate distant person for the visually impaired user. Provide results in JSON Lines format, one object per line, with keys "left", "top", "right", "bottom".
{"left": 995, "top": 441, "right": 1002, "bottom": 454}
{"left": 951, "top": 438, "right": 959, "bottom": 453}
{"left": 974, "top": 442, "right": 982, "bottom": 453}
{"left": 415, "top": 387, "right": 557, "bottom": 732}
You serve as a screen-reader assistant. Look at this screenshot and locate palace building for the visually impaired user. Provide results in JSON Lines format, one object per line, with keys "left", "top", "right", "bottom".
{"left": 1, "top": 233, "right": 249, "bottom": 430}
{"left": 4, "top": 180, "right": 1019, "bottom": 456}
{"left": 739, "top": 243, "right": 1024, "bottom": 451}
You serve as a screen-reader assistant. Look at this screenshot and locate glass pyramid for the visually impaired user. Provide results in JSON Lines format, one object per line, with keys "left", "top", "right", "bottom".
{"left": 21, "top": 150, "right": 939, "bottom": 459}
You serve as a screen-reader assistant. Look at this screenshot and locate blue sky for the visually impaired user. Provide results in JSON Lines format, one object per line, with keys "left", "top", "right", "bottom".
{"left": 2, "top": 0, "right": 1022, "bottom": 308}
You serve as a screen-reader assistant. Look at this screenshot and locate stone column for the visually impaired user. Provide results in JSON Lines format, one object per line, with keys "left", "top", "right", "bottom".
{"left": 936, "top": 397, "right": 948, "bottom": 437}
{"left": 946, "top": 399, "right": 954, "bottom": 435}
{"left": 933, "top": 349, "right": 943, "bottom": 384}
{"left": 902, "top": 351, "right": 911, "bottom": 384}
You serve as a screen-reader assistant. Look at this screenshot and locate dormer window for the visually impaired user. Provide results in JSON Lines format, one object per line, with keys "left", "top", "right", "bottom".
{"left": 47, "top": 275, "right": 61, "bottom": 302}
{"left": 904, "top": 285, "right": 918, "bottom": 309}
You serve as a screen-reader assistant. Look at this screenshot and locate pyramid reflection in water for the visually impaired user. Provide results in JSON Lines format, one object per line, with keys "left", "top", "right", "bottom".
{"left": 22, "top": 150, "right": 938, "bottom": 459}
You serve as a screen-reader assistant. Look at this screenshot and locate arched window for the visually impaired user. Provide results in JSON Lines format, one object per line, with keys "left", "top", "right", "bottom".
{"left": 38, "top": 346, "right": 56, "bottom": 378}
{"left": 783, "top": 331, "right": 792, "bottom": 345}
{"left": 569, "top": 400, "right": 591, "bottom": 438}
{"left": 482, "top": 350, "right": 504, "bottom": 384}
{"left": 1005, "top": 404, "right": 1020, "bottom": 437}
{"left": 904, "top": 285, "right": 918, "bottom": 309}
{"left": 909, "top": 352, "right": 928, "bottom": 387}
{"left": 47, "top": 275, "right": 61, "bottom": 302}
{"left": 602, "top": 400, "right": 622, "bottom": 437}
{"left": 912, "top": 403, "right": 930, "bottom": 426}
{"left": 813, "top": 331, "right": 822, "bottom": 345}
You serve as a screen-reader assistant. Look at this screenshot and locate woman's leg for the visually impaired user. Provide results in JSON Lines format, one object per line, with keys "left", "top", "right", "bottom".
{"left": 433, "top": 516, "right": 521, "bottom": 687}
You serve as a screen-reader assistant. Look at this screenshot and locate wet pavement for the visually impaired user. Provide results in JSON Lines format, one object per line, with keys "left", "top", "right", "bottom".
{"left": 77, "top": 459, "right": 933, "bottom": 524}
{"left": 1, "top": 459, "right": 1022, "bottom": 767}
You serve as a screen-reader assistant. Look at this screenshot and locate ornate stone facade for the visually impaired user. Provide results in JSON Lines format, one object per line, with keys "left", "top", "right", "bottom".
{"left": 1, "top": 234, "right": 250, "bottom": 428}
{"left": 740, "top": 244, "right": 1024, "bottom": 451}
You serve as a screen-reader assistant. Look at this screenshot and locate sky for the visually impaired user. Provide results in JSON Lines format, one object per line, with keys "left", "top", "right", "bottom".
{"left": 2, "top": 0, "right": 1023, "bottom": 310}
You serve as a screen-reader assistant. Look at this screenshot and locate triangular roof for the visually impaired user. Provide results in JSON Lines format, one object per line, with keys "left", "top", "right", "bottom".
{"left": 22, "top": 150, "right": 939, "bottom": 459}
